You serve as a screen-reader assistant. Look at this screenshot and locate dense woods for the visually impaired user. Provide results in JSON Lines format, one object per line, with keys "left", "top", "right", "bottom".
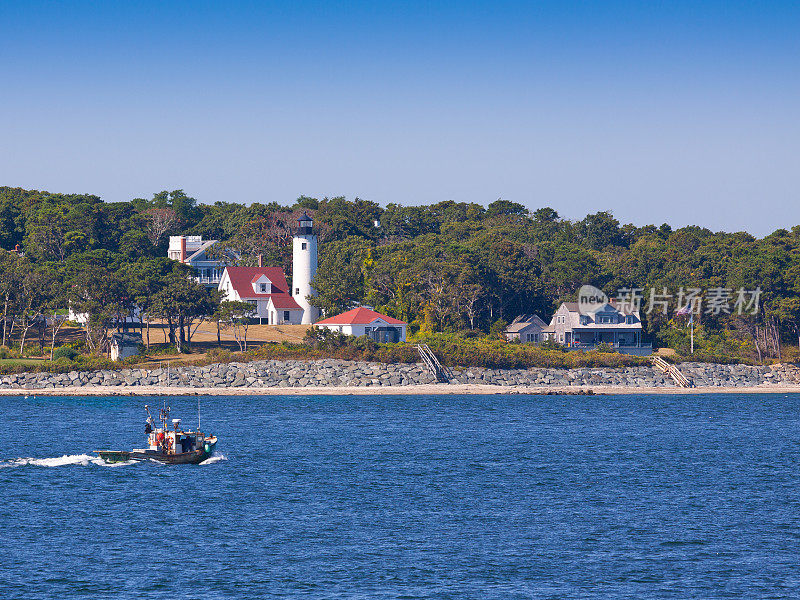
{"left": 1, "top": 185, "right": 799, "bottom": 363}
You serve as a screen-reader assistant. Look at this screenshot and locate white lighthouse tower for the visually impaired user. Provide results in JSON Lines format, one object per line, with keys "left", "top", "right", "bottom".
{"left": 292, "top": 213, "right": 319, "bottom": 324}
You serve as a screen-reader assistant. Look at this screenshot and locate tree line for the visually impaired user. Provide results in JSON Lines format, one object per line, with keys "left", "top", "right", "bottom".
{"left": 1, "top": 186, "right": 798, "bottom": 361}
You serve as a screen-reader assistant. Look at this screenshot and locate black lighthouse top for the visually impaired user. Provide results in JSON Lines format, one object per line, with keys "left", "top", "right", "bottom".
{"left": 297, "top": 213, "right": 313, "bottom": 235}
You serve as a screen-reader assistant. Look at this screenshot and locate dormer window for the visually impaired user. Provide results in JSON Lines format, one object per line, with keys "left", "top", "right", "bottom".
{"left": 251, "top": 275, "right": 272, "bottom": 295}
{"left": 626, "top": 315, "right": 634, "bottom": 324}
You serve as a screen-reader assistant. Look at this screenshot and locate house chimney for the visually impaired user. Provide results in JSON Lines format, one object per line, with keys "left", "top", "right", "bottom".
{"left": 258, "top": 254, "right": 263, "bottom": 268}
{"left": 179, "top": 236, "right": 187, "bottom": 263}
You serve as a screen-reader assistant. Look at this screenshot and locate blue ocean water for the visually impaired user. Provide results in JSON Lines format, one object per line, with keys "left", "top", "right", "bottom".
{"left": 1, "top": 393, "right": 799, "bottom": 599}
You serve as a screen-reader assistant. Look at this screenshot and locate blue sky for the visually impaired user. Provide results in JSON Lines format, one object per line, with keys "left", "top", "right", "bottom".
{"left": 1, "top": 1, "right": 798, "bottom": 234}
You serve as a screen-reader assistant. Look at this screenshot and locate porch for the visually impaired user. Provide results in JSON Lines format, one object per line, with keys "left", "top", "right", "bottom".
{"left": 564, "top": 329, "right": 652, "bottom": 356}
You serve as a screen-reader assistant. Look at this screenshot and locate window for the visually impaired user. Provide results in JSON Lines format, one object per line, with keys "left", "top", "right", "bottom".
{"left": 301, "top": 242, "right": 307, "bottom": 250}
{"left": 283, "top": 311, "right": 290, "bottom": 321}
{"left": 626, "top": 315, "right": 634, "bottom": 324}
{"left": 365, "top": 327, "right": 372, "bottom": 334}
{"left": 260, "top": 283, "right": 267, "bottom": 292}
{"left": 295, "top": 288, "right": 299, "bottom": 295}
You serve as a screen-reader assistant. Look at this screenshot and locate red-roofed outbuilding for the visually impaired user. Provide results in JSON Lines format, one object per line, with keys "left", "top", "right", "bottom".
{"left": 315, "top": 307, "right": 407, "bottom": 342}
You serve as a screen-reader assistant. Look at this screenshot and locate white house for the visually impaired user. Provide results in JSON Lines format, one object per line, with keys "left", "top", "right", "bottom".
{"left": 315, "top": 307, "right": 407, "bottom": 343}
{"left": 168, "top": 235, "right": 237, "bottom": 288}
{"left": 218, "top": 266, "right": 303, "bottom": 325}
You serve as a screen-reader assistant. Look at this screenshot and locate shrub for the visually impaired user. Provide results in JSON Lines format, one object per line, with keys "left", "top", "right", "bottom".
{"left": 205, "top": 347, "right": 233, "bottom": 362}
{"left": 0, "top": 346, "right": 18, "bottom": 359}
{"left": 52, "top": 346, "right": 79, "bottom": 361}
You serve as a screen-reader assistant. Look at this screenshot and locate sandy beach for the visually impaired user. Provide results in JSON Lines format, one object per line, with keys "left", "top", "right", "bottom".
{"left": 2, "top": 384, "right": 800, "bottom": 396}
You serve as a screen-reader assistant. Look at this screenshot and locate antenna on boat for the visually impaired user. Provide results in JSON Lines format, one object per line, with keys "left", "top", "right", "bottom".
{"left": 197, "top": 395, "right": 201, "bottom": 432}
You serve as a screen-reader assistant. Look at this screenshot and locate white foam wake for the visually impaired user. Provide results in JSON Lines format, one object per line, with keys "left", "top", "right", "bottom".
{"left": 199, "top": 452, "right": 227, "bottom": 465}
{"left": 0, "top": 453, "right": 135, "bottom": 468}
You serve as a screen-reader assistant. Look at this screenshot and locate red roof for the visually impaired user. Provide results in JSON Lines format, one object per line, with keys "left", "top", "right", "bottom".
{"left": 315, "top": 307, "right": 406, "bottom": 326}
{"left": 223, "top": 267, "right": 302, "bottom": 310}
{"left": 269, "top": 295, "right": 302, "bottom": 310}
{"left": 224, "top": 267, "right": 290, "bottom": 298}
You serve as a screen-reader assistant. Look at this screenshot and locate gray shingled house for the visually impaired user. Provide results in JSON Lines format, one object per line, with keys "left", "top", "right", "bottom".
{"left": 506, "top": 300, "right": 652, "bottom": 356}
{"left": 504, "top": 314, "right": 548, "bottom": 343}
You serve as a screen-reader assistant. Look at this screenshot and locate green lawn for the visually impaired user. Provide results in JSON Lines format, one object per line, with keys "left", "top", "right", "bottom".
{"left": 0, "top": 358, "right": 45, "bottom": 366}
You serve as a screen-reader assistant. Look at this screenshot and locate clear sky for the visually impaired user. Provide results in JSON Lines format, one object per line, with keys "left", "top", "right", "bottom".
{"left": 1, "top": 1, "right": 798, "bottom": 234}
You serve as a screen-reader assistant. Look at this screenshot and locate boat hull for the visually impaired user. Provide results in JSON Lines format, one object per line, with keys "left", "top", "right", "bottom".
{"left": 96, "top": 438, "right": 217, "bottom": 465}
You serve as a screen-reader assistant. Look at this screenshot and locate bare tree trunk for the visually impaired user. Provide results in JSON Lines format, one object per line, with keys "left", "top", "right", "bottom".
{"left": 178, "top": 315, "right": 185, "bottom": 352}
{"left": 37, "top": 320, "right": 45, "bottom": 355}
{"left": 175, "top": 316, "right": 183, "bottom": 354}
{"left": 189, "top": 318, "right": 205, "bottom": 346}
{"left": 752, "top": 326, "right": 763, "bottom": 363}
{"left": 233, "top": 324, "right": 243, "bottom": 351}
{"left": 19, "top": 322, "right": 30, "bottom": 355}
{"left": 50, "top": 312, "right": 63, "bottom": 361}
{"left": 51, "top": 315, "right": 57, "bottom": 361}
{"left": 146, "top": 314, "right": 151, "bottom": 350}
{"left": 1, "top": 293, "right": 8, "bottom": 348}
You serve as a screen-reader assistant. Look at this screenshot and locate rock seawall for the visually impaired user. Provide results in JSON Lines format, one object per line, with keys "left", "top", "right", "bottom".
{"left": 2, "top": 360, "right": 800, "bottom": 391}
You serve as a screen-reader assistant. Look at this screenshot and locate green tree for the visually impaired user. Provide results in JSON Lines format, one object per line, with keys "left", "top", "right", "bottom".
{"left": 217, "top": 300, "right": 256, "bottom": 351}
{"left": 310, "top": 237, "right": 371, "bottom": 316}
{"left": 151, "top": 272, "right": 217, "bottom": 352}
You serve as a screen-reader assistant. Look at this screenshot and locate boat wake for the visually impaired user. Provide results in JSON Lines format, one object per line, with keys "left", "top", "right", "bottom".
{"left": 0, "top": 453, "right": 135, "bottom": 468}
{"left": 199, "top": 452, "right": 227, "bottom": 465}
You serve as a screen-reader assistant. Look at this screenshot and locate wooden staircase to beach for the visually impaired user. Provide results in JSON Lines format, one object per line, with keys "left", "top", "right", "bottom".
{"left": 416, "top": 343, "right": 453, "bottom": 383}
{"left": 652, "top": 356, "right": 693, "bottom": 388}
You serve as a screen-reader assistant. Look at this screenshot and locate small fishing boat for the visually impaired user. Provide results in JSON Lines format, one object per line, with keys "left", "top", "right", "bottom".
{"left": 95, "top": 404, "right": 217, "bottom": 465}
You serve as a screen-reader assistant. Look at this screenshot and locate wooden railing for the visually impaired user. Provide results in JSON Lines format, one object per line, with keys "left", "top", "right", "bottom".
{"left": 416, "top": 343, "right": 453, "bottom": 383}
{"left": 652, "top": 356, "right": 693, "bottom": 388}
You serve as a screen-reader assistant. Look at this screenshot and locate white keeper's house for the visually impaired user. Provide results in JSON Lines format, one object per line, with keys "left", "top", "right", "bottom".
{"left": 315, "top": 307, "right": 407, "bottom": 343}
{"left": 218, "top": 266, "right": 303, "bottom": 325}
{"left": 215, "top": 213, "right": 321, "bottom": 325}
